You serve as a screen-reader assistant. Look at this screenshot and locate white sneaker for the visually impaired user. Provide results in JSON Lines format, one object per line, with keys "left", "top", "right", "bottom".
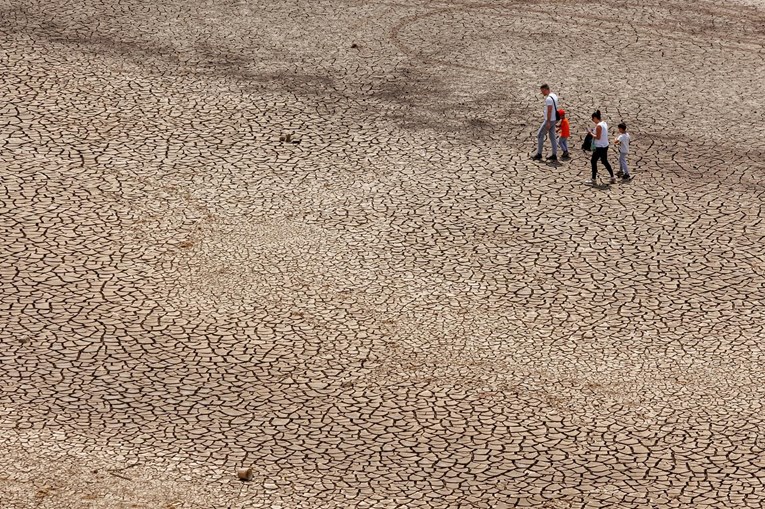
{"left": 584, "top": 179, "right": 596, "bottom": 186}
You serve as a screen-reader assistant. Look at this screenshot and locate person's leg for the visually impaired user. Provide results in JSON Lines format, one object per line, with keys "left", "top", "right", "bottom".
{"left": 591, "top": 149, "right": 599, "bottom": 180}
{"left": 560, "top": 137, "right": 569, "bottom": 154}
{"left": 601, "top": 147, "right": 614, "bottom": 177}
{"left": 549, "top": 124, "right": 558, "bottom": 156}
{"left": 536, "top": 123, "right": 546, "bottom": 156}
{"left": 620, "top": 152, "right": 630, "bottom": 176}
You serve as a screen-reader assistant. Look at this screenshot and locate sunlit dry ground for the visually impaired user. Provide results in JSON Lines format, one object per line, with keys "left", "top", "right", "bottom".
{"left": 1, "top": 0, "right": 765, "bottom": 507}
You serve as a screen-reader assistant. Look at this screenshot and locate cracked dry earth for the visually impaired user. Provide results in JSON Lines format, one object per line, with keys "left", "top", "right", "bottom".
{"left": 1, "top": 0, "right": 765, "bottom": 508}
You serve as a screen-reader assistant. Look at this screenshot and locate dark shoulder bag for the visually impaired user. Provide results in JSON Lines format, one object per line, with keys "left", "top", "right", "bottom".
{"left": 551, "top": 95, "right": 561, "bottom": 121}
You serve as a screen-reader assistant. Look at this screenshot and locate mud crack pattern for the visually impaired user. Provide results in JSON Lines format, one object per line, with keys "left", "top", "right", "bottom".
{"left": 1, "top": 0, "right": 765, "bottom": 507}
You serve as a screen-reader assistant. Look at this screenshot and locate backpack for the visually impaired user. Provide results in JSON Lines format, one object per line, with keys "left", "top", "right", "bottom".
{"left": 582, "top": 132, "right": 593, "bottom": 152}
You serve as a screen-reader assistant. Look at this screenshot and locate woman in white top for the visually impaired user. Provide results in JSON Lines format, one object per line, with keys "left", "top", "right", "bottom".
{"left": 587, "top": 110, "right": 616, "bottom": 185}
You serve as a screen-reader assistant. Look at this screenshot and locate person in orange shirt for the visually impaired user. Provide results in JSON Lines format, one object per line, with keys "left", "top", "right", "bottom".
{"left": 556, "top": 109, "right": 570, "bottom": 159}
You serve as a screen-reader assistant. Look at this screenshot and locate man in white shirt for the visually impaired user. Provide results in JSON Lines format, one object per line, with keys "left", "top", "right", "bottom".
{"left": 532, "top": 84, "right": 559, "bottom": 162}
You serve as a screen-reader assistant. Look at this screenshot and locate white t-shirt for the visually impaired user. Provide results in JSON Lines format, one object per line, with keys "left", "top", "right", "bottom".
{"left": 594, "top": 121, "right": 609, "bottom": 148}
{"left": 543, "top": 93, "right": 558, "bottom": 122}
{"left": 617, "top": 132, "right": 630, "bottom": 154}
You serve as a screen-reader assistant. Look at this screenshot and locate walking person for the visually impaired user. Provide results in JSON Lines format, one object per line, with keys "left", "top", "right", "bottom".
{"left": 557, "top": 109, "right": 570, "bottom": 159}
{"left": 585, "top": 110, "right": 616, "bottom": 185}
{"left": 532, "top": 84, "right": 559, "bottom": 162}
{"left": 615, "top": 122, "right": 632, "bottom": 180}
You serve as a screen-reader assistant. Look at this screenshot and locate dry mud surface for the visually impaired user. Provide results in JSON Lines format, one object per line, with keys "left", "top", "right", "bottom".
{"left": 2, "top": 0, "right": 765, "bottom": 508}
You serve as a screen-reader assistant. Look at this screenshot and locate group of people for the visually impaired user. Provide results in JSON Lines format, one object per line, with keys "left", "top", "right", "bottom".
{"left": 532, "top": 84, "right": 632, "bottom": 185}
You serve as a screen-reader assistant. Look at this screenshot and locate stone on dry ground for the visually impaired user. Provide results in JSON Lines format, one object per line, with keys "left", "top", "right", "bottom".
{"left": 1, "top": 0, "right": 765, "bottom": 507}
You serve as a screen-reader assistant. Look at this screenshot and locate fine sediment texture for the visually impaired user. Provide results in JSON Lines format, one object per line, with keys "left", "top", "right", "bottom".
{"left": 1, "top": 0, "right": 764, "bottom": 507}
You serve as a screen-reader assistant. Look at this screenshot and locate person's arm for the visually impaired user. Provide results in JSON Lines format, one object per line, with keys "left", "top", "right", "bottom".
{"left": 594, "top": 125, "right": 602, "bottom": 140}
{"left": 546, "top": 103, "right": 553, "bottom": 128}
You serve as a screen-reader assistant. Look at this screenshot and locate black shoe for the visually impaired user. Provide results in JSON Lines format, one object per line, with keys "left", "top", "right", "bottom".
{"left": 546, "top": 154, "right": 558, "bottom": 162}
{"left": 561, "top": 152, "right": 570, "bottom": 159}
{"left": 531, "top": 153, "right": 543, "bottom": 160}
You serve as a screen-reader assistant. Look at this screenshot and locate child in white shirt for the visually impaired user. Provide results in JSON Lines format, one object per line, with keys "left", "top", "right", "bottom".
{"left": 615, "top": 123, "right": 632, "bottom": 180}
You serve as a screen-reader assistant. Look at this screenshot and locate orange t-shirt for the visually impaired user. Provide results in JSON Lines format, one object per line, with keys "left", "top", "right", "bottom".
{"left": 559, "top": 118, "right": 570, "bottom": 138}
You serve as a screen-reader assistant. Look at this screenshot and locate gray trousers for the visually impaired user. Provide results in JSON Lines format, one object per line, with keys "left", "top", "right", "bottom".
{"left": 536, "top": 121, "right": 557, "bottom": 156}
{"left": 619, "top": 152, "right": 629, "bottom": 175}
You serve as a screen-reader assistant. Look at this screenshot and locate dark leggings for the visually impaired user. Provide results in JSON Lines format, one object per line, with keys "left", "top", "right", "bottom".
{"left": 591, "top": 146, "right": 614, "bottom": 180}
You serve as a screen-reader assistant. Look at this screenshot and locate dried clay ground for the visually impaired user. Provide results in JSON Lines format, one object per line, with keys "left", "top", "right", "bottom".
{"left": 2, "top": 0, "right": 765, "bottom": 508}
